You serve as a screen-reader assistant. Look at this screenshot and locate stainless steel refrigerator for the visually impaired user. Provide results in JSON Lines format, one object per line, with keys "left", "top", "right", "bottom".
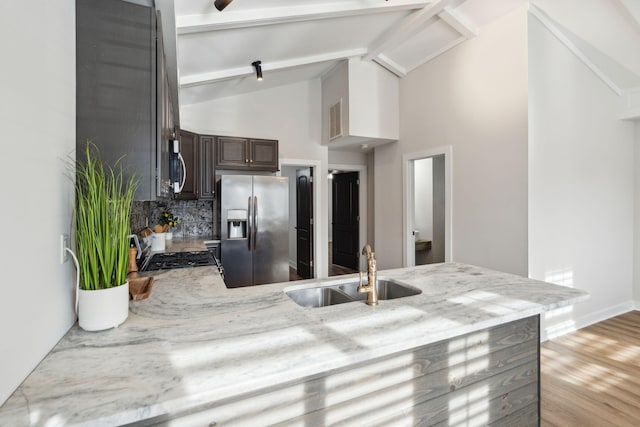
{"left": 221, "top": 175, "right": 289, "bottom": 288}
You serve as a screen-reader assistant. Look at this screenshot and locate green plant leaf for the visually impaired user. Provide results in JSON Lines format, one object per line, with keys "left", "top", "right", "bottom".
{"left": 71, "top": 142, "right": 139, "bottom": 290}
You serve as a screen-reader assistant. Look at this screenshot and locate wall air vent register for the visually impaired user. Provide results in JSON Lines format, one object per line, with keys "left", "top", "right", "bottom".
{"left": 329, "top": 99, "right": 343, "bottom": 141}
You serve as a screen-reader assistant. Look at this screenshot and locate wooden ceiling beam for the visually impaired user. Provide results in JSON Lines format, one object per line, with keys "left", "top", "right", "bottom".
{"left": 176, "top": 0, "right": 432, "bottom": 34}
{"left": 180, "top": 48, "right": 367, "bottom": 87}
{"left": 438, "top": 7, "right": 478, "bottom": 39}
{"left": 373, "top": 54, "right": 408, "bottom": 77}
{"left": 364, "top": 0, "right": 453, "bottom": 62}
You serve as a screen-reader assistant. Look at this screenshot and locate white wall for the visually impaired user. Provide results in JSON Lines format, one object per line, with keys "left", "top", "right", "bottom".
{"left": 375, "top": 6, "right": 529, "bottom": 274}
{"left": 328, "top": 150, "right": 367, "bottom": 165}
{"left": 0, "top": 0, "right": 76, "bottom": 404}
{"left": 414, "top": 158, "right": 433, "bottom": 241}
{"left": 529, "top": 12, "right": 635, "bottom": 333}
{"left": 181, "top": 80, "right": 329, "bottom": 277}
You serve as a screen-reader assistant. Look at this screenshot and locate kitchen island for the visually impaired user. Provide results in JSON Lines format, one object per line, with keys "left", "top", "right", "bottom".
{"left": 0, "top": 262, "right": 587, "bottom": 426}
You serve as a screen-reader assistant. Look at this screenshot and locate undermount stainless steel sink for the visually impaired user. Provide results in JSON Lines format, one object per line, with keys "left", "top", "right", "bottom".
{"left": 285, "top": 287, "right": 354, "bottom": 308}
{"left": 285, "top": 278, "right": 421, "bottom": 307}
{"left": 339, "top": 279, "right": 422, "bottom": 301}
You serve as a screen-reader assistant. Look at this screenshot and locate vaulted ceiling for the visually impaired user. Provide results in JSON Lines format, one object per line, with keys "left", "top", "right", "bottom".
{"left": 156, "top": 0, "right": 640, "bottom": 111}
{"left": 160, "top": 0, "right": 527, "bottom": 106}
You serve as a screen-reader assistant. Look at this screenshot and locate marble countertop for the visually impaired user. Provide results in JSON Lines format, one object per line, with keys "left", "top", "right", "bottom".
{"left": 0, "top": 262, "right": 588, "bottom": 426}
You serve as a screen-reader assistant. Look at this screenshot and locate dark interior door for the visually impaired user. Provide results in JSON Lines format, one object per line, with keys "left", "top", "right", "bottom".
{"left": 332, "top": 172, "right": 359, "bottom": 270}
{"left": 296, "top": 168, "right": 314, "bottom": 279}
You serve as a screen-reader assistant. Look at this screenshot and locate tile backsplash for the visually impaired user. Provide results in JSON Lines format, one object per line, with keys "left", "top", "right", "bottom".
{"left": 131, "top": 200, "right": 217, "bottom": 238}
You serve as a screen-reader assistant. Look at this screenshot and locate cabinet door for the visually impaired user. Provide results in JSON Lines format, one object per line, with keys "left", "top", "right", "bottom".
{"left": 199, "top": 135, "right": 216, "bottom": 200}
{"left": 176, "top": 129, "right": 198, "bottom": 200}
{"left": 216, "top": 137, "right": 249, "bottom": 169}
{"left": 76, "top": 0, "right": 156, "bottom": 200}
{"left": 249, "top": 139, "right": 279, "bottom": 171}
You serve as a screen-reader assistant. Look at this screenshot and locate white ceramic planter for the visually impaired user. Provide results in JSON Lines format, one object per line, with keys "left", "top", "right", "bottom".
{"left": 165, "top": 231, "right": 173, "bottom": 240}
{"left": 78, "top": 282, "right": 129, "bottom": 331}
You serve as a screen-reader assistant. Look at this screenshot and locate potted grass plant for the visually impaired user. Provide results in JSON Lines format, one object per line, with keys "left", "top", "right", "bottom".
{"left": 73, "top": 142, "right": 138, "bottom": 331}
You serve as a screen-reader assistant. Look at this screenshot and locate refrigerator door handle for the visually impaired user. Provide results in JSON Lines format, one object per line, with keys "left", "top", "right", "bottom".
{"left": 247, "top": 196, "right": 253, "bottom": 251}
{"left": 253, "top": 196, "right": 258, "bottom": 251}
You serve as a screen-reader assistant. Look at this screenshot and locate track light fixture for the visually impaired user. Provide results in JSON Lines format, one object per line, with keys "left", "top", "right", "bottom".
{"left": 214, "top": 0, "right": 233, "bottom": 11}
{"left": 252, "top": 60, "right": 263, "bottom": 81}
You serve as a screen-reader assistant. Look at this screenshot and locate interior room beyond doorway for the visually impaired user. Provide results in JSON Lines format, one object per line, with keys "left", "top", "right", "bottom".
{"left": 403, "top": 147, "right": 451, "bottom": 267}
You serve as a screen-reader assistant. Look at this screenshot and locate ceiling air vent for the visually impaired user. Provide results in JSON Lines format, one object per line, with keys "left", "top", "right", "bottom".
{"left": 329, "top": 99, "right": 342, "bottom": 140}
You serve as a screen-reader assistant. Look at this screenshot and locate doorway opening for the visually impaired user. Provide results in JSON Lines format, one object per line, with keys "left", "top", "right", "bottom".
{"left": 281, "top": 161, "right": 320, "bottom": 281}
{"left": 328, "top": 163, "right": 368, "bottom": 276}
{"left": 402, "top": 146, "right": 452, "bottom": 267}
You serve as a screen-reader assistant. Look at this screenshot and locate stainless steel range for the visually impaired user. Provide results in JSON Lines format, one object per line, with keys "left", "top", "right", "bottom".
{"left": 141, "top": 251, "right": 215, "bottom": 272}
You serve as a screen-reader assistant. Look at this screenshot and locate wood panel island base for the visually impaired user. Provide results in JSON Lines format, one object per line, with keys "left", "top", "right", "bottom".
{"left": 157, "top": 316, "right": 539, "bottom": 426}
{"left": 0, "top": 262, "right": 586, "bottom": 426}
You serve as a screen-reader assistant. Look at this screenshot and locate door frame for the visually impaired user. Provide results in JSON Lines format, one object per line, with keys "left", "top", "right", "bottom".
{"left": 402, "top": 146, "right": 453, "bottom": 267}
{"left": 328, "top": 163, "right": 367, "bottom": 272}
{"left": 280, "top": 158, "right": 322, "bottom": 279}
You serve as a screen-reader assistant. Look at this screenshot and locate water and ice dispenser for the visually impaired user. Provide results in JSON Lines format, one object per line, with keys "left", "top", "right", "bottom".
{"left": 227, "top": 209, "right": 247, "bottom": 239}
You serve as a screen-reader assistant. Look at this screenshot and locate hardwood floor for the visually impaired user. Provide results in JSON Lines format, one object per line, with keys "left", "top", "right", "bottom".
{"left": 541, "top": 310, "right": 640, "bottom": 426}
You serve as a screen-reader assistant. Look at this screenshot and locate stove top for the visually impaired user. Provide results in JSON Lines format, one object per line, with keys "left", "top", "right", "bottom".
{"left": 142, "top": 251, "right": 216, "bottom": 272}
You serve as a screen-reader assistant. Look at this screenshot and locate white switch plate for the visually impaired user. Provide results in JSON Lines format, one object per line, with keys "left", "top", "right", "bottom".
{"left": 61, "top": 234, "right": 70, "bottom": 264}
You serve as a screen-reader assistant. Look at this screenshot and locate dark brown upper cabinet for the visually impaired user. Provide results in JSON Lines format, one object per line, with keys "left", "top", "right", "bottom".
{"left": 215, "top": 137, "right": 249, "bottom": 169}
{"left": 216, "top": 137, "right": 279, "bottom": 171}
{"left": 199, "top": 135, "right": 216, "bottom": 200}
{"left": 76, "top": 0, "right": 166, "bottom": 201}
{"left": 250, "top": 139, "right": 279, "bottom": 170}
{"left": 175, "top": 129, "right": 199, "bottom": 200}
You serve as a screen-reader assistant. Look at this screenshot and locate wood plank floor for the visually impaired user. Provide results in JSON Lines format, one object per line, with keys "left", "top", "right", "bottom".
{"left": 541, "top": 310, "right": 640, "bottom": 427}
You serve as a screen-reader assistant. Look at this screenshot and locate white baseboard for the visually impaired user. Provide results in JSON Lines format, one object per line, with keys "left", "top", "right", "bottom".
{"left": 541, "top": 300, "right": 636, "bottom": 342}
{"left": 574, "top": 301, "right": 635, "bottom": 330}
{"left": 634, "top": 300, "right": 640, "bottom": 310}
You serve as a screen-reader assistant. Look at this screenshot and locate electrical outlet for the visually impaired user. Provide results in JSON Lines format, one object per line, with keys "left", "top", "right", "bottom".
{"left": 61, "top": 234, "right": 70, "bottom": 264}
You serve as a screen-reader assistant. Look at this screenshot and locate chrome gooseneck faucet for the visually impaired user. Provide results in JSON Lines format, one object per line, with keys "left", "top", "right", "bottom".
{"left": 358, "top": 244, "right": 379, "bottom": 306}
